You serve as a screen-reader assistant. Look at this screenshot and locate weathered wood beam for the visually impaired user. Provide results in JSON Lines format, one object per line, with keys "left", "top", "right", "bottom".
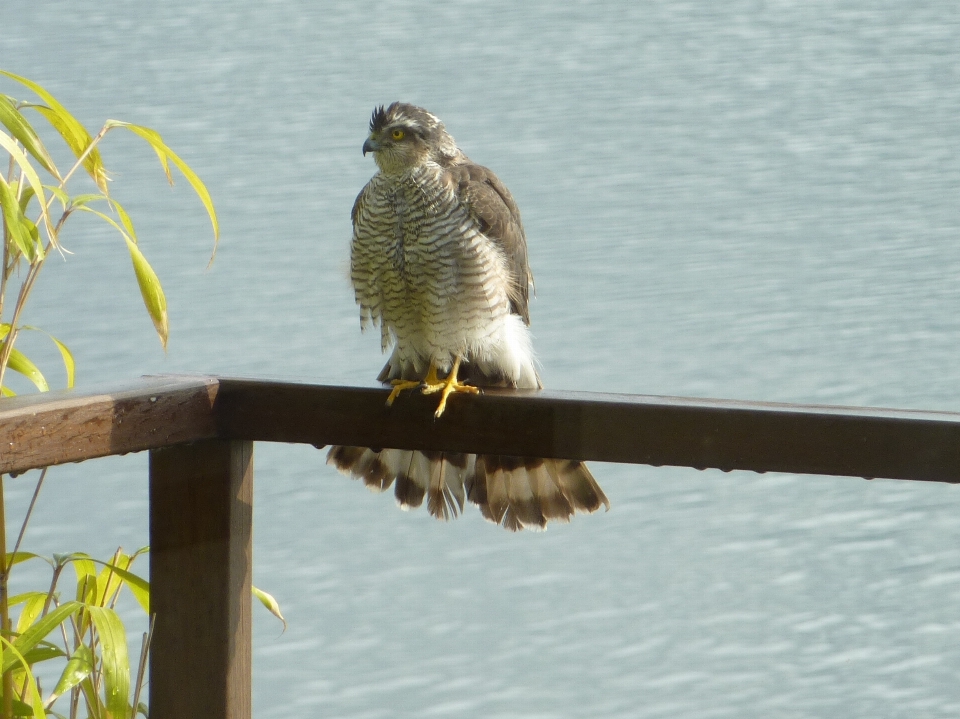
{"left": 0, "top": 375, "right": 220, "bottom": 475}
{"left": 3, "top": 374, "right": 960, "bottom": 482}
{"left": 215, "top": 378, "right": 960, "bottom": 483}
{"left": 149, "top": 439, "right": 253, "bottom": 719}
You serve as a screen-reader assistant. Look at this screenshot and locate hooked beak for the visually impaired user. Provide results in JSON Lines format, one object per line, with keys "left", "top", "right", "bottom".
{"left": 362, "top": 137, "right": 380, "bottom": 156}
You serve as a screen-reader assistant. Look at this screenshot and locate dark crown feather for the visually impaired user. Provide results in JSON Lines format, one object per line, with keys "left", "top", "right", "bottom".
{"left": 369, "top": 104, "right": 388, "bottom": 133}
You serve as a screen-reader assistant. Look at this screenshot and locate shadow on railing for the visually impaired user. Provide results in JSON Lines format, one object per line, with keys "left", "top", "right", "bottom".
{"left": 3, "top": 374, "right": 960, "bottom": 719}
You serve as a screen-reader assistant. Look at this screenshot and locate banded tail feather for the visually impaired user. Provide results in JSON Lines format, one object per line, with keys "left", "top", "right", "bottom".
{"left": 327, "top": 446, "right": 608, "bottom": 531}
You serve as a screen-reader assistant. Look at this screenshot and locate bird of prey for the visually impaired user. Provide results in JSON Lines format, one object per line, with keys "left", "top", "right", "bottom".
{"left": 327, "top": 102, "right": 608, "bottom": 531}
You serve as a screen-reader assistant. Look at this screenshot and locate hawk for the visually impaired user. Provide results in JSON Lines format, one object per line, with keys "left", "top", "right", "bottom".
{"left": 328, "top": 102, "right": 608, "bottom": 531}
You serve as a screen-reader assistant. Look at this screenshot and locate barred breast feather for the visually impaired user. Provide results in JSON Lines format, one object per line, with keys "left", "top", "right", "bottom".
{"left": 327, "top": 102, "right": 608, "bottom": 531}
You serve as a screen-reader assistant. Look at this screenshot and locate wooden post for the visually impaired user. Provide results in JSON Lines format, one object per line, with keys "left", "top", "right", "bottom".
{"left": 149, "top": 440, "right": 253, "bottom": 719}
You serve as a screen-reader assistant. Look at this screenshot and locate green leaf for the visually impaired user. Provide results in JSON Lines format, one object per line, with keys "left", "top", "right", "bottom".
{"left": 16, "top": 592, "right": 47, "bottom": 635}
{"left": 94, "top": 562, "right": 148, "bottom": 615}
{"left": 8, "top": 591, "right": 49, "bottom": 609}
{"left": 0, "top": 71, "right": 109, "bottom": 193}
{"left": 0, "top": 126, "right": 56, "bottom": 245}
{"left": 6, "top": 601, "right": 80, "bottom": 674}
{"left": 67, "top": 193, "right": 107, "bottom": 209}
{"left": 0, "top": 172, "right": 38, "bottom": 262}
{"left": 73, "top": 205, "right": 169, "bottom": 349}
{"left": 48, "top": 334, "right": 74, "bottom": 388}
{"left": 0, "top": 129, "right": 51, "bottom": 204}
{"left": 124, "top": 235, "right": 168, "bottom": 350}
{"left": 17, "top": 184, "right": 36, "bottom": 214}
{"left": 5, "top": 551, "right": 45, "bottom": 569}
{"left": 252, "top": 585, "right": 286, "bottom": 631}
{"left": 19, "top": 325, "right": 76, "bottom": 389}
{"left": 0, "top": 94, "right": 59, "bottom": 177}
{"left": 70, "top": 557, "right": 99, "bottom": 605}
{"left": 42, "top": 184, "right": 68, "bottom": 208}
{"left": 104, "top": 120, "right": 219, "bottom": 261}
{"left": 109, "top": 199, "right": 138, "bottom": 244}
{"left": 84, "top": 606, "right": 129, "bottom": 719}
{"left": 8, "top": 697, "right": 42, "bottom": 717}
{"left": 21, "top": 645, "right": 65, "bottom": 666}
{"left": 4, "top": 347, "right": 49, "bottom": 392}
{"left": 46, "top": 644, "right": 94, "bottom": 708}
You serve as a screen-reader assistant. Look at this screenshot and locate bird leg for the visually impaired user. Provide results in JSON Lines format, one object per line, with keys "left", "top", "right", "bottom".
{"left": 421, "top": 356, "right": 479, "bottom": 418}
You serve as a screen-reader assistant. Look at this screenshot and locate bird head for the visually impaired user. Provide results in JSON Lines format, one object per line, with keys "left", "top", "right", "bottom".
{"left": 363, "top": 102, "right": 461, "bottom": 173}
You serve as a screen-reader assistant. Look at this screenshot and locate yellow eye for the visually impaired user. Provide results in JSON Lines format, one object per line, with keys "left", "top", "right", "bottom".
{"left": 391, "top": 129, "right": 405, "bottom": 141}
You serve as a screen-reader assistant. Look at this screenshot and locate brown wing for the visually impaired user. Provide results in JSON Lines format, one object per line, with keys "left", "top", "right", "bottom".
{"left": 448, "top": 163, "right": 533, "bottom": 324}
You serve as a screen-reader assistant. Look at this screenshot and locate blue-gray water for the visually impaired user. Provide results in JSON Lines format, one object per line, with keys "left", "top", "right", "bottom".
{"left": 4, "top": 2, "right": 960, "bottom": 717}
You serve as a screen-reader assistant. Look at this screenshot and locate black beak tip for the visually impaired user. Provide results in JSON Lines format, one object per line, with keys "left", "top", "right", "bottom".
{"left": 362, "top": 138, "right": 377, "bottom": 156}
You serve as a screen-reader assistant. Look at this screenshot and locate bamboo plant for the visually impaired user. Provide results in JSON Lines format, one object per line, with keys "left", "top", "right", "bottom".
{"left": 0, "top": 70, "right": 282, "bottom": 719}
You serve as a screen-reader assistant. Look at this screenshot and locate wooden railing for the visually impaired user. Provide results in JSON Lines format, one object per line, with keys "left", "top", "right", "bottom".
{"left": 3, "top": 374, "right": 960, "bottom": 719}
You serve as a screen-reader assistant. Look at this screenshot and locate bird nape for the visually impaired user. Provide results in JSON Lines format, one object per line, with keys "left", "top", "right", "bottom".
{"left": 326, "top": 101, "right": 608, "bottom": 531}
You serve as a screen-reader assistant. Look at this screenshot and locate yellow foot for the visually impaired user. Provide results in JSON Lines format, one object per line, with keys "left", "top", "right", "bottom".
{"left": 421, "top": 357, "right": 479, "bottom": 418}
{"left": 386, "top": 378, "right": 422, "bottom": 406}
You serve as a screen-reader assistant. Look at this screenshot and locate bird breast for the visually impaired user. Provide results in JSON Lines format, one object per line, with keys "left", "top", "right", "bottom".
{"left": 351, "top": 165, "right": 514, "bottom": 371}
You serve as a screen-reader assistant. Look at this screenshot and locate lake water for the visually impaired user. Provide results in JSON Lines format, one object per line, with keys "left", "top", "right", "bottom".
{"left": 3, "top": 1, "right": 960, "bottom": 716}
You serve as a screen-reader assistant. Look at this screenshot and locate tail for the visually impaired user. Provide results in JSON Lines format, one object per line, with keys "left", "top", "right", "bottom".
{"left": 326, "top": 446, "right": 608, "bottom": 531}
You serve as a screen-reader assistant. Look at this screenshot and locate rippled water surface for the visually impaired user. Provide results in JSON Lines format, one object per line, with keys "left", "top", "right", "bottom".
{"left": 4, "top": 2, "right": 960, "bottom": 716}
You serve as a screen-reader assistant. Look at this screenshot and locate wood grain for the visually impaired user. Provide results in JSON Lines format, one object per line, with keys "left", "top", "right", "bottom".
{"left": 0, "top": 375, "right": 219, "bottom": 475}
{"left": 149, "top": 439, "right": 253, "bottom": 719}
{"left": 215, "top": 377, "right": 960, "bottom": 483}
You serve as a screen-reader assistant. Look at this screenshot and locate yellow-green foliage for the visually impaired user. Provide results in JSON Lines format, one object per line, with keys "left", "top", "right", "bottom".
{"left": 0, "top": 71, "right": 284, "bottom": 719}
{"left": 0, "top": 69, "right": 219, "bottom": 393}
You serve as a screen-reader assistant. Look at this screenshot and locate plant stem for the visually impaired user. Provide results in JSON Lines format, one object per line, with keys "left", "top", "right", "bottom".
{"left": 11, "top": 467, "right": 45, "bottom": 560}
{"left": 0, "top": 474, "right": 12, "bottom": 719}
{"left": 130, "top": 616, "right": 154, "bottom": 718}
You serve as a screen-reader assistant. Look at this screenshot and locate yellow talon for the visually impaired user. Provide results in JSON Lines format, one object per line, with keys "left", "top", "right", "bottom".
{"left": 421, "top": 356, "right": 479, "bottom": 417}
{"left": 386, "top": 378, "right": 421, "bottom": 406}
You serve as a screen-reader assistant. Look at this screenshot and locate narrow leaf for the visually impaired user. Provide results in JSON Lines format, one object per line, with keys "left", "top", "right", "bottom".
{"left": 0, "top": 71, "right": 109, "bottom": 193}
{"left": 13, "top": 327, "right": 71, "bottom": 387}
{"left": 85, "top": 606, "right": 130, "bottom": 719}
{"left": 109, "top": 199, "right": 138, "bottom": 243}
{"left": 105, "top": 121, "right": 219, "bottom": 259}
{"left": 7, "top": 602, "right": 80, "bottom": 674}
{"left": 48, "top": 334, "right": 74, "bottom": 388}
{"left": 21, "top": 645, "right": 65, "bottom": 666}
{"left": 123, "top": 236, "right": 168, "bottom": 350}
{"left": 92, "top": 562, "right": 148, "bottom": 615}
{"left": 16, "top": 325, "right": 77, "bottom": 390}
{"left": 0, "top": 94, "right": 58, "bottom": 177}
{"left": 252, "top": 585, "right": 286, "bottom": 631}
{"left": 0, "top": 132, "right": 54, "bottom": 244}
{"left": 8, "top": 591, "right": 49, "bottom": 609}
{"left": 5, "top": 347, "right": 49, "bottom": 392}
{"left": 17, "top": 185, "right": 36, "bottom": 214}
{"left": 73, "top": 205, "right": 169, "bottom": 349}
{"left": 67, "top": 194, "right": 107, "bottom": 209}
{"left": 16, "top": 592, "right": 47, "bottom": 635}
{"left": 42, "top": 184, "right": 68, "bottom": 208}
{"left": 46, "top": 644, "right": 94, "bottom": 708}
{"left": 5, "top": 551, "right": 44, "bottom": 568}
{"left": 0, "top": 173, "right": 37, "bottom": 261}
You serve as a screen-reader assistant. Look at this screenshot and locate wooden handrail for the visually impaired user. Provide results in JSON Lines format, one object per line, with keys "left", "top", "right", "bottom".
{"left": 4, "top": 374, "right": 960, "bottom": 481}
{"left": 3, "top": 374, "right": 960, "bottom": 719}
